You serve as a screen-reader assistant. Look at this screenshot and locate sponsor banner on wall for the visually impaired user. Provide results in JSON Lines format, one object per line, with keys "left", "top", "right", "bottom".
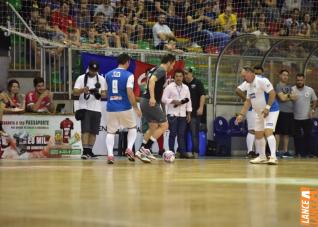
{"left": 1, "top": 115, "right": 82, "bottom": 159}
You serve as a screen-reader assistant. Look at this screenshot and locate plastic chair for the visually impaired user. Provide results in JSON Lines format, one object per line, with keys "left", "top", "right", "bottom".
{"left": 228, "top": 117, "right": 247, "bottom": 137}
{"left": 213, "top": 116, "right": 231, "bottom": 156}
{"left": 311, "top": 118, "right": 318, "bottom": 156}
{"left": 213, "top": 116, "right": 229, "bottom": 135}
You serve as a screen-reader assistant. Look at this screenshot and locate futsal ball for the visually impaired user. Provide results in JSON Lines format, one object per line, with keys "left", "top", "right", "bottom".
{"left": 163, "top": 150, "right": 175, "bottom": 163}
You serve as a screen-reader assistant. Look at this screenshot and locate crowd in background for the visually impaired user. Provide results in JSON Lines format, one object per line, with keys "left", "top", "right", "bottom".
{"left": 14, "top": 0, "right": 318, "bottom": 53}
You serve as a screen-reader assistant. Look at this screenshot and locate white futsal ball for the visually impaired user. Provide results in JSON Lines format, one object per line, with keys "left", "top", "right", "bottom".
{"left": 163, "top": 150, "right": 175, "bottom": 163}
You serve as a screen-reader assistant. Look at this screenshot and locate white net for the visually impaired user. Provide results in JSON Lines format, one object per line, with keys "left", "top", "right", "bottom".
{"left": 1, "top": 0, "right": 318, "bottom": 53}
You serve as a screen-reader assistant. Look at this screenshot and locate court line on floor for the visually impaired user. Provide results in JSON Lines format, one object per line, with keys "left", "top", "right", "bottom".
{"left": 182, "top": 177, "right": 318, "bottom": 186}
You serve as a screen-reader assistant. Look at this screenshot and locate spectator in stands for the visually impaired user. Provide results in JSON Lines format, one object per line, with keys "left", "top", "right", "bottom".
{"left": 162, "top": 69, "right": 192, "bottom": 158}
{"left": 292, "top": 73, "right": 317, "bottom": 157}
{"left": 288, "top": 22, "right": 299, "bottom": 36}
{"left": 275, "top": 70, "right": 297, "bottom": 157}
{"left": 282, "top": 0, "right": 301, "bottom": 14}
{"left": 94, "top": 0, "right": 114, "bottom": 20}
{"left": 311, "top": 17, "right": 318, "bottom": 37}
{"left": 26, "top": 77, "right": 55, "bottom": 113}
{"left": 285, "top": 8, "right": 300, "bottom": 29}
{"left": 251, "top": 21, "right": 271, "bottom": 53}
{"left": 301, "top": 12, "right": 312, "bottom": 34}
{"left": 164, "top": 40, "right": 184, "bottom": 53}
{"left": 298, "top": 23, "right": 311, "bottom": 37}
{"left": 218, "top": 6, "right": 238, "bottom": 37}
{"left": 154, "top": 0, "right": 172, "bottom": 17}
{"left": 115, "top": 0, "right": 144, "bottom": 43}
{"left": 106, "top": 13, "right": 136, "bottom": 48}
{"left": 51, "top": 2, "right": 78, "bottom": 36}
{"left": 152, "top": 14, "right": 176, "bottom": 49}
{"left": 81, "top": 26, "right": 107, "bottom": 48}
{"left": 75, "top": 2, "right": 92, "bottom": 36}
{"left": 1, "top": 79, "right": 25, "bottom": 113}
{"left": 93, "top": 12, "right": 121, "bottom": 48}
{"left": 264, "top": 0, "right": 280, "bottom": 22}
{"left": 184, "top": 67, "right": 206, "bottom": 158}
{"left": 42, "top": 4, "right": 52, "bottom": 25}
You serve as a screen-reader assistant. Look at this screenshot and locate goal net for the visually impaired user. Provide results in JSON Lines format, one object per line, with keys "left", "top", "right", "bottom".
{"left": 1, "top": 0, "right": 317, "bottom": 53}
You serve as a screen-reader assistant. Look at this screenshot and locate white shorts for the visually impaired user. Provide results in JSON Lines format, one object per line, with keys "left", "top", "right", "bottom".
{"left": 246, "top": 109, "right": 256, "bottom": 131}
{"left": 255, "top": 111, "right": 279, "bottom": 131}
{"left": 106, "top": 109, "right": 137, "bottom": 133}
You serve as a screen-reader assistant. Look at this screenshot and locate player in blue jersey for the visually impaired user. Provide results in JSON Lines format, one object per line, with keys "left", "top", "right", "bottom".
{"left": 105, "top": 53, "right": 142, "bottom": 164}
{"left": 236, "top": 66, "right": 280, "bottom": 165}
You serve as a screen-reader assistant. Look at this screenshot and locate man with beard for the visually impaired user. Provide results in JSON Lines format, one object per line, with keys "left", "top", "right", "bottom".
{"left": 152, "top": 14, "right": 176, "bottom": 49}
{"left": 26, "top": 77, "right": 55, "bottom": 113}
{"left": 73, "top": 61, "right": 107, "bottom": 159}
{"left": 275, "top": 70, "right": 298, "bottom": 157}
{"left": 292, "top": 73, "right": 317, "bottom": 157}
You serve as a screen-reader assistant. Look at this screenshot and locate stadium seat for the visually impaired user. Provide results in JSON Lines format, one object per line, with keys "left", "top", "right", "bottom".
{"left": 311, "top": 118, "right": 318, "bottom": 156}
{"left": 213, "top": 116, "right": 229, "bottom": 135}
{"left": 213, "top": 116, "right": 231, "bottom": 156}
{"left": 137, "top": 40, "right": 150, "bottom": 50}
{"left": 228, "top": 117, "right": 247, "bottom": 137}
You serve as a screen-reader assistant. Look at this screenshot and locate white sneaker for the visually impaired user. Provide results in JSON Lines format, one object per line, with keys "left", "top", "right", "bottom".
{"left": 135, "top": 150, "right": 151, "bottom": 163}
{"left": 250, "top": 156, "right": 268, "bottom": 164}
{"left": 267, "top": 156, "right": 278, "bottom": 165}
{"left": 140, "top": 147, "right": 157, "bottom": 160}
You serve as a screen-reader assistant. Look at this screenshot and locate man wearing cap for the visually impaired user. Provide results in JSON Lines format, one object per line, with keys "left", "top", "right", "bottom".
{"left": 73, "top": 61, "right": 107, "bottom": 159}
{"left": 184, "top": 67, "right": 206, "bottom": 158}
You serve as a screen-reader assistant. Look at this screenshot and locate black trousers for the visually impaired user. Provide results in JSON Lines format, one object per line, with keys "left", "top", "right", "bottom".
{"left": 294, "top": 119, "right": 313, "bottom": 157}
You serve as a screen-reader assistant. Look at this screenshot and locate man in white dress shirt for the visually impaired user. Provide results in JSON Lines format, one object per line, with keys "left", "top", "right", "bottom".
{"left": 162, "top": 70, "right": 192, "bottom": 157}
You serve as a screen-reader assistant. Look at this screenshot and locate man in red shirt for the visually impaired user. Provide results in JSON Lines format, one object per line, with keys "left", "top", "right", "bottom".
{"left": 51, "top": 2, "right": 77, "bottom": 35}
{"left": 26, "top": 77, "right": 55, "bottom": 113}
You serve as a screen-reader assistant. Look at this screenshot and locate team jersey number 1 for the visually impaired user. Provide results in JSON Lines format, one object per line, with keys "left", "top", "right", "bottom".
{"left": 112, "top": 80, "right": 118, "bottom": 94}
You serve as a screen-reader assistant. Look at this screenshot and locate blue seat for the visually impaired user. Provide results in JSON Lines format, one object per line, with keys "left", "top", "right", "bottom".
{"left": 312, "top": 118, "right": 318, "bottom": 135}
{"left": 311, "top": 118, "right": 318, "bottom": 156}
{"left": 228, "top": 117, "right": 248, "bottom": 137}
{"left": 213, "top": 116, "right": 231, "bottom": 156}
{"left": 213, "top": 116, "right": 229, "bottom": 135}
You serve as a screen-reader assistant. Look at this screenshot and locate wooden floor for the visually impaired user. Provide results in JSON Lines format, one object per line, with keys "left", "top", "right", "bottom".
{"left": 0, "top": 158, "right": 317, "bottom": 227}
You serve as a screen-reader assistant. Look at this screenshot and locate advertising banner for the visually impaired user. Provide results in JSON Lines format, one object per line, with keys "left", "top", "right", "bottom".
{"left": 1, "top": 114, "right": 82, "bottom": 159}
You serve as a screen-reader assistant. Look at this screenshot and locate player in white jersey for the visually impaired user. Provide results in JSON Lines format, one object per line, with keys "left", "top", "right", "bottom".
{"left": 236, "top": 67, "right": 280, "bottom": 165}
{"left": 235, "top": 66, "right": 265, "bottom": 158}
{"left": 236, "top": 81, "right": 256, "bottom": 158}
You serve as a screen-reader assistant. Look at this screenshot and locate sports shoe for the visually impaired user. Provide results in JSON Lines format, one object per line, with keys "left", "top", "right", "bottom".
{"left": 250, "top": 156, "right": 268, "bottom": 164}
{"left": 267, "top": 156, "right": 278, "bottom": 165}
{"left": 135, "top": 150, "right": 151, "bottom": 163}
{"left": 282, "top": 151, "right": 293, "bottom": 158}
{"left": 81, "top": 154, "right": 88, "bottom": 160}
{"left": 125, "top": 148, "right": 135, "bottom": 162}
{"left": 246, "top": 151, "right": 258, "bottom": 159}
{"left": 140, "top": 147, "right": 157, "bottom": 160}
{"left": 107, "top": 156, "right": 114, "bottom": 164}
{"left": 87, "top": 150, "right": 98, "bottom": 159}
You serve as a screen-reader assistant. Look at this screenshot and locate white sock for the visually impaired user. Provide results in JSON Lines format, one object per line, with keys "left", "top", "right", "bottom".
{"left": 255, "top": 137, "right": 266, "bottom": 159}
{"left": 246, "top": 133, "right": 255, "bottom": 153}
{"left": 106, "top": 133, "right": 115, "bottom": 157}
{"left": 267, "top": 135, "right": 277, "bottom": 158}
{"left": 150, "top": 136, "right": 156, "bottom": 142}
{"left": 127, "top": 128, "right": 137, "bottom": 150}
